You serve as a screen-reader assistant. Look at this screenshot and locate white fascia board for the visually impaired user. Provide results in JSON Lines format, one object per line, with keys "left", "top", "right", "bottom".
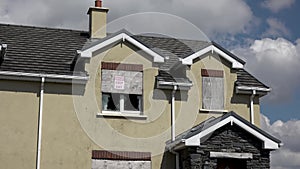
{"left": 124, "top": 35, "right": 164, "bottom": 63}
{"left": 79, "top": 33, "right": 164, "bottom": 63}
{"left": 212, "top": 46, "right": 244, "bottom": 68}
{"left": 236, "top": 86, "right": 271, "bottom": 92}
{"left": 0, "top": 71, "right": 89, "bottom": 84}
{"left": 80, "top": 33, "right": 125, "bottom": 58}
{"left": 181, "top": 45, "right": 213, "bottom": 65}
{"left": 232, "top": 118, "right": 279, "bottom": 149}
{"left": 181, "top": 45, "right": 244, "bottom": 69}
{"left": 185, "top": 116, "right": 279, "bottom": 149}
{"left": 185, "top": 117, "right": 232, "bottom": 146}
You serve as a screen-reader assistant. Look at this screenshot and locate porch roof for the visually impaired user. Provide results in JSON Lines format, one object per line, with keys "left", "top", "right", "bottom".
{"left": 166, "top": 112, "right": 282, "bottom": 150}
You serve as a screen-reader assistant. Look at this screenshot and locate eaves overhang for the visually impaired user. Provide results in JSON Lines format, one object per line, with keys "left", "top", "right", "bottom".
{"left": 235, "top": 86, "right": 271, "bottom": 96}
{"left": 0, "top": 71, "right": 89, "bottom": 84}
{"left": 156, "top": 81, "right": 193, "bottom": 91}
{"left": 78, "top": 30, "right": 165, "bottom": 63}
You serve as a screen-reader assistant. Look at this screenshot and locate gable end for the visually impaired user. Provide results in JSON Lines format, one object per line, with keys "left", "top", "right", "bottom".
{"left": 79, "top": 30, "right": 164, "bottom": 63}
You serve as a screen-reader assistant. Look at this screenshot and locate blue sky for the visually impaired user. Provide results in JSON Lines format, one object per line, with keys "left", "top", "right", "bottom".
{"left": 1, "top": 0, "right": 300, "bottom": 168}
{"left": 239, "top": 0, "right": 300, "bottom": 123}
{"left": 246, "top": 0, "right": 300, "bottom": 42}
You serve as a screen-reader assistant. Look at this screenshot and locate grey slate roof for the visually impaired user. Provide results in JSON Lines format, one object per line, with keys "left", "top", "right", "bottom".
{"left": 133, "top": 35, "right": 210, "bottom": 70}
{"left": 0, "top": 24, "right": 268, "bottom": 89}
{"left": 132, "top": 34, "right": 267, "bottom": 89}
{"left": 0, "top": 24, "right": 89, "bottom": 76}
{"left": 132, "top": 36, "right": 246, "bottom": 70}
{"left": 236, "top": 69, "right": 269, "bottom": 89}
{"left": 166, "top": 111, "right": 281, "bottom": 150}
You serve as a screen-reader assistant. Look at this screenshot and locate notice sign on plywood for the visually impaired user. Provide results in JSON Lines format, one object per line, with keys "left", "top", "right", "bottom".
{"left": 114, "top": 76, "right": 125, "bottom": 90}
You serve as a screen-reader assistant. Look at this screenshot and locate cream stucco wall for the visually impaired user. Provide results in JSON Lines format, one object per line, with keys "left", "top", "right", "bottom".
{"left": 0, "top": 80, "right": 100, "bottom": 169}
{"left": 73, "top": 42, "right": 262, "bottom": 168}
{"left": 187, "top": 53, "right": 261, "bottom": 127}
{"left": 0, "top": 81, "right": 39, "bottom": 169}
{"left": 74, "top": 42, "right": 176, "bottom": 169}
{"left": 0, "top": 41, "right": 261, "bottom": 169}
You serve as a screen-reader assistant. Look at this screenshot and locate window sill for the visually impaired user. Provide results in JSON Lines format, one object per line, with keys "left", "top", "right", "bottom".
{"left": 97, "top": 111, "right": 147, "bottom": 119}
{"left": 199, "top": 109, "right": 229, "bottom": 113}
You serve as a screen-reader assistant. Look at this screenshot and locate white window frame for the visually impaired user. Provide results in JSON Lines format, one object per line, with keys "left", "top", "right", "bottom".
{"left": 102, "top": 92, "right": 143, "bottom": 115}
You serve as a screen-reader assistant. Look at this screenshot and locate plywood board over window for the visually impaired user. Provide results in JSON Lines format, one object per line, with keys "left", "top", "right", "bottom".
{"left": 201, "top": 69, "right": 224, "bottom": 110}
{"left": 92, "top": 150, "right": 151, "bottom": 169}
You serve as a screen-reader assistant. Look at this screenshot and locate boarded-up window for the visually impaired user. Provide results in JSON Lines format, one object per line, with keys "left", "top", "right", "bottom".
{"left": 92, "top": 150, "right": 151, "bottom": 169}
{"left": 101, "top": 70, "right": 143, "bottom": 95}
{"left": 101, "top": 62, "right": 143, "bottom": 113}
{"left": 202, "top": 69, "right": 224, "bottom": 110}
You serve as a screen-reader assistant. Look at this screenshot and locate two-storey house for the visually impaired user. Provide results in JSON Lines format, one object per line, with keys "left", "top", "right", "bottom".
{"left": 0, "top": 1, "right": 281, "bottom": 169}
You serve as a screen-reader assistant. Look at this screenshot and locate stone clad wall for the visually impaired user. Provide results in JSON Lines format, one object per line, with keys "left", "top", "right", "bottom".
{"left": 180, "top": 124, "right": 271, "bottom": 169}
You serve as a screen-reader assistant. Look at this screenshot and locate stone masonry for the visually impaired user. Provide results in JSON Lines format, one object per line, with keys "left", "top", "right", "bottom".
{"left": 180, "top": 124, "right": 271, "bottom": 169}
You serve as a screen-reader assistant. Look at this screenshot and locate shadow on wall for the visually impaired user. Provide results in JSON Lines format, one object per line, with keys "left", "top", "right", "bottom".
{"left": 230, "top": 86, "right": 259, "bottom": 108}
{"left": 160, "top": 151, "right": 176, "bottom": 169}
{"left": 0, "top": 79, "right": 86, "bottom": 96}
{"left": 230, "top": 69, "right": 253, "bottom": 107}
{"left": 152, "top": 83, "right": 189, "bottom": 102}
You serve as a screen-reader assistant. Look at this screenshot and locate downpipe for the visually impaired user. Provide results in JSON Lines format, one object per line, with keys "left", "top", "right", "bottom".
{"left": 250, "top": 90, "right": 256, "bottom": 124}
{"left": 170, "top": 85, "right": 179, "bottom": 169}
{"left": 36, "top": 77, "right": 45, "bottom": 169}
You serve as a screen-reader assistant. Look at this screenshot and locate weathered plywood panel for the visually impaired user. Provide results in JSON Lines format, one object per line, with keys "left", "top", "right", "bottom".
{"left": 102, "top": 70, "right": 143, "bottom": 94}
{"left": 92, "top": 159, "right": 151, "bottom": 169}
{"left": 202, "top": 77, "right": 224, "bottom": 110}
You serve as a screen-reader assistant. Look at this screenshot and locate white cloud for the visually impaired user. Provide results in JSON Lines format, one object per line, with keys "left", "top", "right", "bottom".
{"left": 233, "top": 38, "right": 300, "bottom": 103}
{"left": 263, "top": 18, "right": 290, "bottom": 37}
{"left": 262, "top": 0, "right": 295, "bottom": 13}
{"left": 0, "top": 0, "right": 254, "bottom": 38}
{"left": 0, "top": 0, "right": 90, "bottom": 30}
{"left": 106, "top": 0, "right": 254, "bottom": 37}
{"left": 261, "top": 115, "right": 300, "bottom": 169}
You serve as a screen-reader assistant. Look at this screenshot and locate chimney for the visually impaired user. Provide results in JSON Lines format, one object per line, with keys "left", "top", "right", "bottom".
{"left": 88, "top": 0, "right": 109, "bottom": 39}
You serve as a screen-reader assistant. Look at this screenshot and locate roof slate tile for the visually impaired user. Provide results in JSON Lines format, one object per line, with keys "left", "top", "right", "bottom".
{"left": 0, "top": 24, "right": 269, "bottom": 89}
{"left": 0, "top": 24, "right": 89, "bottom": 75}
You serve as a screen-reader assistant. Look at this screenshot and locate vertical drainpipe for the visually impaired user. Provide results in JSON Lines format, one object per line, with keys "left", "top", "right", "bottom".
{"left": 36, "top": 77, "right": 45, "bottom": 169}
{"left": 250, "top": 90, "right": 256, "bottom": 124}
{"left": 171, "top": 85, "right": 177, "bottom": 142}
{"left": 171, "top": 85, "right": 179, "bottom": 169}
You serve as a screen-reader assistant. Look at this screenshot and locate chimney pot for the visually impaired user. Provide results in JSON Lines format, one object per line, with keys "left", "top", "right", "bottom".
{"left": 95, "top": 0, "right": 102, "bottom": 7}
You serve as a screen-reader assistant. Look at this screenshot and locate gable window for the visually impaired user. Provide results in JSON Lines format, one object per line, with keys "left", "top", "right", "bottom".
{"left": 101, "top": 62, "right": 143, "bottom": 115}
{"left": 201, "top": 69, "right": 224, "bottom": 110}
